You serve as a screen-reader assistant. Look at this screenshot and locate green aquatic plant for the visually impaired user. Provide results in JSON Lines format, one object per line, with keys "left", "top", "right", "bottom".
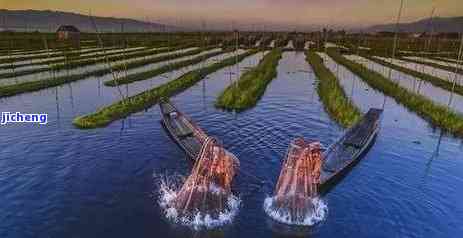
{"left": 73, "top": 50, "right": 258, "bottom": 129}
{"left": 104, "top": 48, "right": 229, "bottom": 86}
{"left": 0, "top": 46, "right": 215, "bottom": 98}
{"left": 363, "top": 54, "right": 463, "bottom": 97}
{"left": 398, "top": 56, "right": 463, "bottom": 75}
{"left": 0, "top": 46, "right": 120, "bottom": 65}
{"left": 327, "top": 48, "right": 463, "bottom": 137}
{"left": 0, "top": 44, "right": 197, "bottom": 79}
{"left": 306, "top": 51, "right": 361, "bottom": 127}
{"left": 0, "top": 46, "right": 145, "bottom": 71}
{"left": 215, "top": 49, "right": 282, "bottom": 111}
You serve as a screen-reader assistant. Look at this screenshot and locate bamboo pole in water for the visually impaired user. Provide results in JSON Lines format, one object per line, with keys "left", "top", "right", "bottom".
{"left": 88, "top": 11, "right": 126, "bottom": 103}
{"left": 383, "top": 0, "right": 404, "bottom": 110}
{"left": 416, "top": 5, "right": 436, "bottom": 93}
{"left": 447, "top": 34, "right": 463, "bottom": 108}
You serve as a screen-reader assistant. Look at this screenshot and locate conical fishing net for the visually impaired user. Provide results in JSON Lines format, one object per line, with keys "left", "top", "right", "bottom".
{"left": 265, "top": 138, "right": 325, "bottom": 225}
{"left": 160, "top": 136, "right": 239, "bottom": 228}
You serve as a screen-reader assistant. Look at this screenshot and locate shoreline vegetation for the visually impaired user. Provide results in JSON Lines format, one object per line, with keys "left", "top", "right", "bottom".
{"left": 73, "top": 50, "right": 259, "bottom": 129}
{"left": 104, "top": 48, "right": 227, "bottom": 86}
{"left": 0, "top": 46, "right": 215, "bottom": 98}
{"left": 215, "top": 49, "right": 282, "bottom": 111}
{"left": 306, "top": 51, "right": 361, "bottom": 127}
{"left": 327, "top": 48, "right": 463, "bottom": 136}
{"left": 362, "top": 54, "right": 463, "bottom": 97}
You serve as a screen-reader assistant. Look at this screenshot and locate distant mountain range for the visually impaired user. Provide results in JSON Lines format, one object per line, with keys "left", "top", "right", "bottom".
{"left": 1, "top": 9, "right": 462, "bottom": 33}
{"left": 367, "top": 16, "right": 463, "bottom": 33}
{"left": 0, "top": 9, "right": 176, "bottom": 32}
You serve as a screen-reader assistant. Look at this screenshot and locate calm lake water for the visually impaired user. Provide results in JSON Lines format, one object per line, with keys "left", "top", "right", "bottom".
{"left": 0, "top": 51, "right": 462, "bottom": 238}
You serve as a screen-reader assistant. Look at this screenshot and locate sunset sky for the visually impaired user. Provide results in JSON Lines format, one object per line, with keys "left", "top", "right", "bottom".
{"left": 2, "top": 0, "right": 462, "bottom": 29}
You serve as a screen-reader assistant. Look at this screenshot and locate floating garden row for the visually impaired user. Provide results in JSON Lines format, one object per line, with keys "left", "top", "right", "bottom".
{"left": 0, "top": 46, "right": 216, "bottom": 98}
{"left": 0, "top": 46, "right": 121, "bottom": 64}
{"left": 399, "top": 56, "right": 463, "bottom": 75}
{"left": 327, "top": 48, "right": 463, "bottom": 136}
{"left": 0, "top": 44, "right": 196, "bottom": 79}
{"left": 215, "top": 49, "right": 282, "bottom": 111}
{"left": 306, "top": 51, "right": 361, "bottom": 127}
{"left": 362, "top": 54, "right": 463, "bottom": 97}
{"left": 73, "top": 50, "right": 258, "bottom": 129}
{"left": 104, "top": 49, "right": 228, "bottom": 86}
{"left": 0, "top": 46, "right": 147, "bottom": 70}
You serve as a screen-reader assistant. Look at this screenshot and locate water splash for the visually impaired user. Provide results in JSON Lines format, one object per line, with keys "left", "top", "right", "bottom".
{"left": 158, "top": 137, "right": 240, "bottom": 230}
{"left": 264, "top": 138, "right": 328, "bottom": 226}
{"left": 263, "top": 195, "right": 328, "bottom": 226}
{"left": 158, "top": 175, "right": 240, "bottom": 230}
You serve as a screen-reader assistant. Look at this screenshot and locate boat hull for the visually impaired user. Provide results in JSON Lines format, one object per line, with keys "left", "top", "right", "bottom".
{"left": 319, "top": 108, "right": 383, "bottom": 193}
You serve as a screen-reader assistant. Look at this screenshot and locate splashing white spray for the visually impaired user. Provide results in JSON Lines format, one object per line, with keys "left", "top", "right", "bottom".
{"left": 158, "top": 176, "right": 240, "bottom": 230}
{"left": 156, "top": 137, "right": 240, "bottom": 230}
{"left": 263, "top": 195, "right": 328, "bottom": 226}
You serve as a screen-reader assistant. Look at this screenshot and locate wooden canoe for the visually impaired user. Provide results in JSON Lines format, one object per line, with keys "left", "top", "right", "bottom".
{"left": 319, "top": 108, "right": 383, "bottom": 192}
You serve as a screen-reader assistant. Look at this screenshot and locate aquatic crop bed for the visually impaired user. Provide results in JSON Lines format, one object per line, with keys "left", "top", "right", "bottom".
{"left": 347, "top": 55, "right": 463, "bottom": 115}
{"left": 0, "top": 46, "right": 123, "bottom": 64}
{"left": 0, "top": 45, "right": 195, "bottom": 79}
{"left": 0, "top": 47, "right": 161, "bottom": 78}
{"left": 404, "top": 56, "right": 462, "bottom": 70}
{"left": 434, "top": 56, "right": 461, "bottom": 64}
{"left": 0, "top": 47, "right": 199, "bottom": 87}
{"left": 306, "top": 51, "right": 361, "bottom": 127}
{"left": 0, "top": 46, "right": 149, "bottom": 71}
{"left": 327, "top": 49, "right": 463, "bottom": 136}
{"left": 73, "top": 50, "right": 256, "bottom": 129}
{"left": 215, "top": 49, "right": 281, "bottom": 111}
{"left": 360, "top": 55, "right": 463, "bottom": 97}
{"left": 373, "top": 56, "right": 461, "bottom": 86}
{"left": 400, "top": 56, "right": 463, "bottom": 75}
{"left": 104, "top": 48, "right": 227, "bottom": 86}
{"left": 0, "top": 47, "right": 209, "bottom": 97}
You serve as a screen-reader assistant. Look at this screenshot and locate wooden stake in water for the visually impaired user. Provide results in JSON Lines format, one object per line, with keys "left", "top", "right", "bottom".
{"left": 384, "top": 0, "right": 404, "bottom": 110}
{"left": 447, "top": 34, "right": 463, "bottom": 109}
{"left": 417, "top": 5, "right": 437, "bottom": 93}
{"left": 88, "top": 10, "right": 126, "bottom": 103}
{"left": 388, "top": 0, "right": 404, "bottom": 83}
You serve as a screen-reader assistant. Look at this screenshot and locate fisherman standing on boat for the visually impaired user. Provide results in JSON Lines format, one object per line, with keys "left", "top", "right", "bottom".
{"left": 310, "top": 142, "right": 323, "bottom": 196}
{"left": 304, "top": 141, "right": 322, "bottom": 197}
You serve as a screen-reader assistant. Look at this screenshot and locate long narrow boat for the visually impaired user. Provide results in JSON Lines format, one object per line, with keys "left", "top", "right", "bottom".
{"left": 159, "top": 100, "right": 240, "bottom": 225}
{"left": 265, "top": 108, "right": 382, "bottom": 225}
{"left": 160, "top": 99, "right": 238, "bottom": 163}
{"left": 319, "top": 108, "right": 383, "bottom": 191}
{"left": 160, "top": 100, "right": 206, "bottom": 160}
